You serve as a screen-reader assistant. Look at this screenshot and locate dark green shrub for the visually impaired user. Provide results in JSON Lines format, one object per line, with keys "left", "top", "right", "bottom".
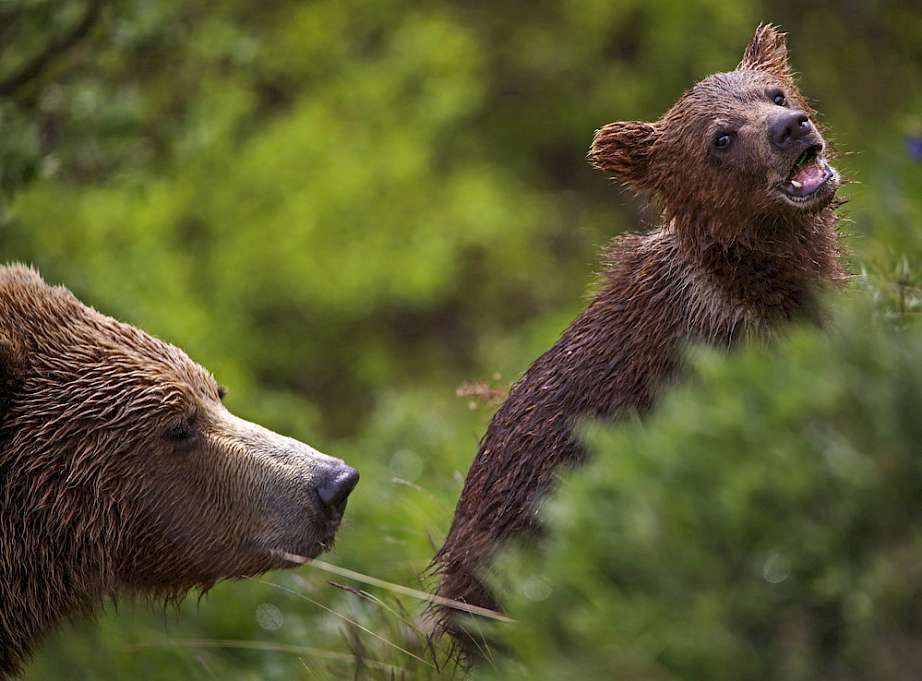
{"left": 486, "top": 300, "right": 922, "bottom": 681}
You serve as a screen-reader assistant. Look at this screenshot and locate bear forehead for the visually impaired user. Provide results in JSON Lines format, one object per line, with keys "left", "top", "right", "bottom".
{"left": 68, "top": 315, "right": 221, "bottom": 402}
{"left": 655, "top": 70, "right": 801, "bottom": 144}
{"left": 93, "top": 319, "right": 221, "bottom": 396}
{"left": 672, "top": 70, "right": 792, "bottom": 117}
{"left": 0, "top": 268, "right": 220, "bottom": 401}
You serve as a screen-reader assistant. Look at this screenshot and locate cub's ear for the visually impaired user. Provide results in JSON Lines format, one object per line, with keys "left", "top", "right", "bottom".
{"left": 738, "top": 23, "right": 791, "bottom": 77}
{"left": 588, "top": 121, "right": 660, "bottom": 191}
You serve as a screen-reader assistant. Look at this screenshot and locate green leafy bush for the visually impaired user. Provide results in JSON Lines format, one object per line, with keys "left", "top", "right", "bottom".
{"left": 486, "top": 300, "right": 922, "bottom": 681}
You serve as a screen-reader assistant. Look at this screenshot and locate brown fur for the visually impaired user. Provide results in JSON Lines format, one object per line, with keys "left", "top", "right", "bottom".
{"left": 0, "top": 265, "right": 356, "bottom": 677}
{"left": 431, "top": 24, "right": 847, "bottom": 654}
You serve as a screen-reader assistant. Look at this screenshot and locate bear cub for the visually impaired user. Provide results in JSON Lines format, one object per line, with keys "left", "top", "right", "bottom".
{"left": 431, "top": 24, "right": 846, "bottom": 654}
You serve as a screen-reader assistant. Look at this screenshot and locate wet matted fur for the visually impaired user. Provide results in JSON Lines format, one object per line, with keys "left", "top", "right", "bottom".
{"left": 430, "top": 24, "right": 847, "bottom": 656}
{"left": 0, "top": 265, "right": 357, "bottom": 677}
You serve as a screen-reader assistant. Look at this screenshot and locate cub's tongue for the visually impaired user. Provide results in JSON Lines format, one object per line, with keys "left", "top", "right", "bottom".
{"left": 789, "top": 162, "right": 826, "bottom": 196}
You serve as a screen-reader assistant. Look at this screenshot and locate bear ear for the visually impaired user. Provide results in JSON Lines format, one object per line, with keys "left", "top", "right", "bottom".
{"left": 588, "top": 121, "right": 660, "bottom": 191}
{"left": 737, "top": 23, "right": 791, "bottom": 78}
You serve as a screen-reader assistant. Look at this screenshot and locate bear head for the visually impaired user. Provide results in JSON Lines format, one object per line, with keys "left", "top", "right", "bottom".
{"left": 590, "top": 24, "right": 840, "bottom": 246}
{"left": 0, "top": 265, "right": 358, "bottom": 602}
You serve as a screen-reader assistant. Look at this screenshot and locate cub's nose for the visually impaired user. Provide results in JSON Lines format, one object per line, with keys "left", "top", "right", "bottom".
{"left": 769, "top": 110, "right": 812, "bottom": 149}
{"left": 317, "top": 465, "right": 359, "bottom": 514}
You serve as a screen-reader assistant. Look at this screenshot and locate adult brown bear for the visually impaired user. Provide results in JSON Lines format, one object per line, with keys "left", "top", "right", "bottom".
{"left": 431, "top": 24, "right": 846, "bottom": 654}
{"left": 0, "top": 264, "right": 359, "bottom": 678}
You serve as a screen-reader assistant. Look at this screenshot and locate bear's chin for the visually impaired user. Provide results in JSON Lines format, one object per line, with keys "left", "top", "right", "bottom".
{"left": 247, "top": 533, "right": 337, "bottom": 569}
{"left": 262, "top": 544, "right": 332, "bottom": 569}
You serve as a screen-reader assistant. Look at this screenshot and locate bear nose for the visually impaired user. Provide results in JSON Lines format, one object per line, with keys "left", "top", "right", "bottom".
{"left": 769, "top": 110, "right": 812, "bottom": 149}
{"left": 317, "top": 465, "right": 359, "bottom": 514}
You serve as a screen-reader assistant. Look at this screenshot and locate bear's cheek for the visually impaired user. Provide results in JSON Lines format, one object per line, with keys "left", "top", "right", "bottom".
{"left": 126, "top": 445, "right": 255, "bottom": 552}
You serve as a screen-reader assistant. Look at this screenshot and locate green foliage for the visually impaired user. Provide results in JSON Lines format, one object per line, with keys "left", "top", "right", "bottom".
{"left": 484, "top": 301, "right": 922, "bottom": 681}
{"left": 0, "top": 0, "right": 919, "bottom": 679}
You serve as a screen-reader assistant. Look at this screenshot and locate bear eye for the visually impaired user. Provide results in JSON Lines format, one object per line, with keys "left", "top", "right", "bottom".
{"left": 165, "top": 418, "right": 196, "bottom": 443}
{"left": 713, "top": 132, "right": 733, "bottom": 149}
{"left": 769, "top": 89, "right": 786, "bottom": 107}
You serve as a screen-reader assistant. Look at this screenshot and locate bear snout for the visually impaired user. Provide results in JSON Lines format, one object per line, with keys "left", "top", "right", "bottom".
{"left": 316, "top": 464, "right": 360, "bottom": 517}
{"left": 768, "top": 109, "right": 813, "bottom": 150}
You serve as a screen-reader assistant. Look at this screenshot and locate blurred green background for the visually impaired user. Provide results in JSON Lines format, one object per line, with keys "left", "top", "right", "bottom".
{"left": 1, "top": 0, "right": 921, "bottom": 679}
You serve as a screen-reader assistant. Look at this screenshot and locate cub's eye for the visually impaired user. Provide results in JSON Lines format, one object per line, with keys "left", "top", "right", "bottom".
{"left": 770, "top": 90, "right": 786, "bottom": 106}
{"left": 165, "top": 419, "right": 196, "bottom": 443}
{"left": 713, "top": 133, "right": 732, "bottom": 149}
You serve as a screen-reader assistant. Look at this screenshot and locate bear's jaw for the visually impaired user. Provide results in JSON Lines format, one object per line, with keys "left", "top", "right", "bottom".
{"left": 243, "top": 526, "right": 340, "bottom": 571}
{"left": 776, "top": 144, "right": 839, "bottom": 209}
{"left": 266, "top": 548, "right": 320, "bottom": 566}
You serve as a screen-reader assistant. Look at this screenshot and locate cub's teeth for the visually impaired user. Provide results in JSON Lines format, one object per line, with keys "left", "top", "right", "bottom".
{"left": 790, "top": 180, "right": 803, "bottom": 188}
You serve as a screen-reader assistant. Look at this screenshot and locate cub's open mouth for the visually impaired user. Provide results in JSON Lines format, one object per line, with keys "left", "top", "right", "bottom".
{"left": 778, "top": 144, "right": 836, "bottom": 203}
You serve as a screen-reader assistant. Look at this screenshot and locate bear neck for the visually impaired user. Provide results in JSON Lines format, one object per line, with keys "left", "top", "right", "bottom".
{"left": 580, "top": 200, "right": 844, "bottom": 413}
{"left": 667, "top": 202, "right": 845, "bottom": 314}
{"left": 431, "top": 198, "right": 847, "bottom": 632}
{"left": 0, "top": 452, "right": 115, "bottom": 677}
